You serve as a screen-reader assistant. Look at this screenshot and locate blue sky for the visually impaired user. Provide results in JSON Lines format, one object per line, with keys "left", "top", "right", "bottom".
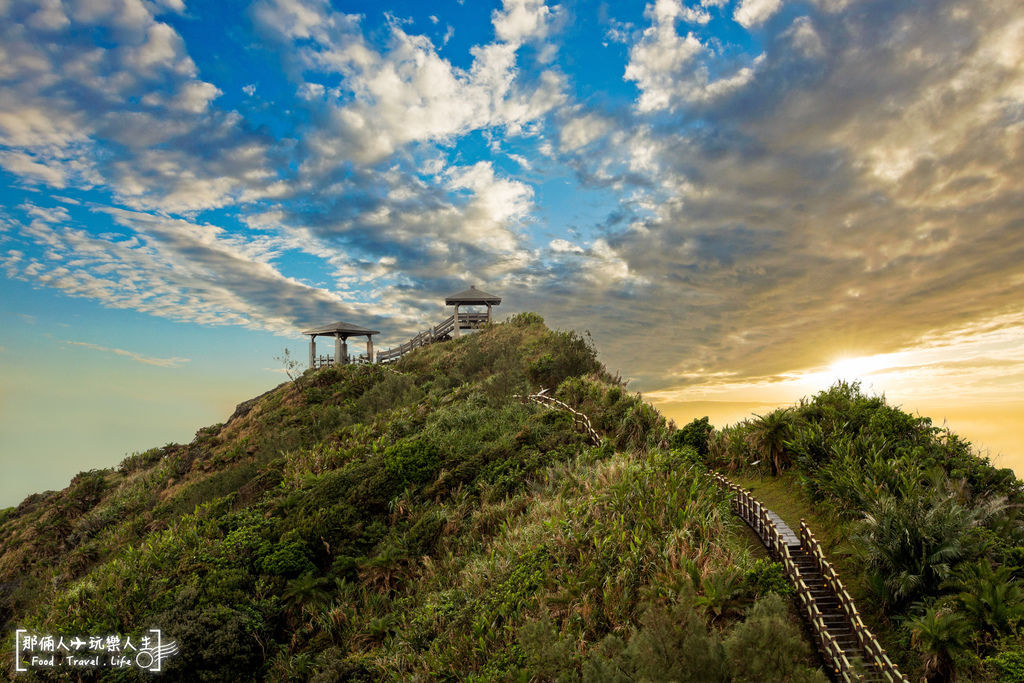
{"left": 2, "top": 0, "right": 1024, "bottom": 507}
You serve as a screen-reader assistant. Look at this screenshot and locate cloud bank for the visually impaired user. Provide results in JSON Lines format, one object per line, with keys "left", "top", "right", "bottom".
{"left": 0, "top": 0, "right": 1021, "bottom": 395}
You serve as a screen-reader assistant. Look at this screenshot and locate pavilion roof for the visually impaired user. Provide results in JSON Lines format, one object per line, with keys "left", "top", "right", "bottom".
{"left": 445, "top": 285, "right": 501, "bottom": 305}
{"left": 302, "top": 321, "right": 380, "bottom": 337}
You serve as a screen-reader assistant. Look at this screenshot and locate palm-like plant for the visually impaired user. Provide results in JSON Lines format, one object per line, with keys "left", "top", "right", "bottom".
{"left": 746, "top": 408, "right": 798, "bottom": 475}
{"left": 695, "top": 567, "right": 746, "bottom": 623}
{"left": 283, "top": 572, "right": 334, "bottom": 619}
{"left": 853, "top": 486, "right": 1006, "bottom": 607}
{"left": 952, "top": 560, "right": 1024, "bottom": 638}
{"left": 908, "top": 605, "right": 973, "bottom": 681}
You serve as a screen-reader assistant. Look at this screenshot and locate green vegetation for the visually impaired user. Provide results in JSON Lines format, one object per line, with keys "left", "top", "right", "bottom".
{"left": 708, "top": 381, "right": 1024, "bottom": 681}
{"left": 0, "top": 316, "right": 821, "bottom": 681}
{"left": 6, "top": 323, "right": 1019, "bottom": 681}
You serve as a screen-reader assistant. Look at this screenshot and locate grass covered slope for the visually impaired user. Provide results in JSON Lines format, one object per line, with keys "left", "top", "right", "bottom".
{"left": 708, "top": 382, "right": 1024, "bottom": 682}
{"left": 0, "top": 315, "right": 823, "bottom": 681}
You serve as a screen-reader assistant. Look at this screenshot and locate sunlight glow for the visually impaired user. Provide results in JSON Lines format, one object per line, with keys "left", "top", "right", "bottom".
{"left": 827, "top": 355, "right": 892, "bottom": 380}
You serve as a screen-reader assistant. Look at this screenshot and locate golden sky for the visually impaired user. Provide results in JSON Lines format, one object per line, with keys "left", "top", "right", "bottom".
{"left": 649, "top": 312, "right": 1024, "bottom": 474}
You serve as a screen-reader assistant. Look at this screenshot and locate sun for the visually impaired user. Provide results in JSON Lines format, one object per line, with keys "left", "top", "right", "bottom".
{"left": 828, "top": 355, "right": 889, "bottom": 381}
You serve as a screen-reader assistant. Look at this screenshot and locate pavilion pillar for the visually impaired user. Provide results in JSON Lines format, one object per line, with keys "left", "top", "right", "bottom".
{"left": 366, "top": 336, "right": 374, "bottom": 363}
{"left": 486, "top": 303, "right": 492, "bottom": 323}
{"left": 340, "top": 339, "right": 348, "bottom": 364}
{"left": 308, "top": 336, "right": 316, "bottom": 369}
{"left": 453, "top": 304, "right": 460, "bottom": 337}
{"left": 334, "top": 334, "right": 344, "bottom": 365}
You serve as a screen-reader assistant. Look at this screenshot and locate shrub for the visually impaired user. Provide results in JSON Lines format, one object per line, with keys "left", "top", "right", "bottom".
{"left": 985, "top": 650, "right": 1024, "bottom": 683}
{"left": 383, "top": 435, "right": 441, "bottom": 486}
{"left": 527, "top": 330, "right": 602, "bottom": 389}
{"left": 508, "top": 311, "right": 545, "bottom": 327}
{"left": 357, "top": 371, "right": 424, "bottom": 418}
{"left": 579, "top": 599, "right": 729, "bottom": 682}
{"left": 670, "top": 416, "right": 714, "bottom": 458}
{"left": 158, "top": 603, "right": 271, "bottom": 681}
{"left": 119, "top": 448, "right": 163, "bottom": 475}
{"left": 403, "top": 510, "right": 446, "bottom": 557}
{"left": 745, "top": 409, "right": 799, "bottom": 475}
{"left": 518, "top": 616, "right": 580, "bottom": 681}
{"left": 260, "top": 538, "right": 314, "bottom": 577}
{"left": 723, "top": 593, "right": 822, "bottom": 682}
{"left": 744, "top": 559, "right": 793, "bottom": 597}
{"left": 65, "top": 469, "right": 111, "bottom": 515}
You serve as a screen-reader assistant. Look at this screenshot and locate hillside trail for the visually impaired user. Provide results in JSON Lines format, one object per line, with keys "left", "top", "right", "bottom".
{"left": 516, "top": 386, "right": 907, "bottom": 682}
{"left": 713, "top": 474, "right": 907, "bottom": 683}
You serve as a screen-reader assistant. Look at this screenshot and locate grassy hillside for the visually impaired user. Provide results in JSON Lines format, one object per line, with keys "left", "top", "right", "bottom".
{"left": 0, "top": 315, "right": 823, "bottom": 681}
{"left": 709, "top": 382, "right": 1024, "bottom": 682}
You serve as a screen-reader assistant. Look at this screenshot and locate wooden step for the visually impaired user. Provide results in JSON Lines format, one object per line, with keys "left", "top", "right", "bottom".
{"left": 713, "top": 473, "right": 909, "bottom": 683}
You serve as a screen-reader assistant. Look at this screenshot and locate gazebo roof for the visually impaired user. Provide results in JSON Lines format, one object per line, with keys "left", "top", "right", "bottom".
{"left": 445, "top": 285, "right": 501, "bottom": 306}
{"left": 302, "top": 321, "right": 380, "bottom": 337}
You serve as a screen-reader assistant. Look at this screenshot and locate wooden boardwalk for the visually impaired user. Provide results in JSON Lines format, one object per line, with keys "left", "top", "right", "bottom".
{"left": 764, "top": 509, "right": 801, "bottom": 547}
{"left": 712, "top": 474, "right": 907, "bottom": 683}
{"left": 376, "top": 312, "right": 489, "bottom": 364}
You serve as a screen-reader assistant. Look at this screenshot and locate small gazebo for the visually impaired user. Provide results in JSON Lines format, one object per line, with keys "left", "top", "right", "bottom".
{"left": 302, "top": 321, "right": 380, "bottom": 369}
{"left": 445, "top": 285, "right": 501, "bottom": 337}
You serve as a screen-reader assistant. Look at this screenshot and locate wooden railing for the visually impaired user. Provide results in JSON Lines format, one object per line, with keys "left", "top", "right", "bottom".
{"left": 516, "top": 388, "right": 601, "bottom": 445}
{"left": 799, "top": 521, "right": 906, "bottom": 683}
{"left": 313, "top": 353, "right": 370, "bottom": 369}
{"left": 313, "top": 354, "right": 336, "bottom": 369}
{"left": 711, "top": 474, "right": 908, "bottom": 683}
{"left": 376, "top": 312, "right": 489, "bottom": 364}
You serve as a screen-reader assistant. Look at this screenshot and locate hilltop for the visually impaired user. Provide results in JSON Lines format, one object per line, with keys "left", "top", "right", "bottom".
{"left": 1, "top": 315, "right": 821, "bottom": 680}
{"left": 1, "top": 315, "right": 1021, "bottom": 681}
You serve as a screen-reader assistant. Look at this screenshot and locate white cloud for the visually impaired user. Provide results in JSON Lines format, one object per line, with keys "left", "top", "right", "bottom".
{"left": 71, "top": 0, "right": 152, "bottom": 32}
{"left": 3, "top": 206, "right": 365, "bottom": 335}
{"left": 734, "top": 0, "right": 783, "bottom": 28}
{"left": 0, "top": 151, "right": 68, "bottom": 187}
{"left": 507, "top": 152, "right": 532, "bottom": 169}
{"left": 583, "top": 238, "right": 648, "bottom": 287}
{"left": 152, "top": 0, "right": 186, "bottom": 11}
{"left": 624, "top": 1, "right": 705, "bottom": 112}
{"left": 123, "top": 21, "right": 188, "bottom": 74}
{"left": 492, "top": 0, "right": 552, "bottom": 45}
{"left": 255, "top": 0, "right": 564, "bottom": 169}
{"left": 549, "top": 238, "right": 583, "bottom": 253}
{"left": 559, "top": 113, "right": 611, "bottom": 151}
{"left": 0, "top": 107, "right": 86, "bottom": 148}
{"left": 62, "top": 341, "right": 190, "bottom": 368}
{"left": 0, "top": 0, "right": 279, "bottom": 214}
{"left": 623, "top": 2, "right": 760, "bottom": 112}
{"left": 681, "top": 7, "right": 711, "bottom": 24}
{"left": 173, "top": 80, "right": 221, "bottom": 113}
{"left": 784, "top": 16, "right": 825, "bottom": 58}
{"left": 446, "top": 161, "right": 533, "bottom": 250}
{"left": 551, "top": 0, "right": 1024, "bottom": 391}
{"left": 27, "top": 0, "right": 70, "bottom": 30}
{"left": 21, "top": 203, "right": 70, "bottom": 224}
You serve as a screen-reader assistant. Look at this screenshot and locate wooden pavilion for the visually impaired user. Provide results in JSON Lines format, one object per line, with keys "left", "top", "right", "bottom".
{"left": 302, "top": 321, "right": 380, "bottom": 369}
{"left": 444, "top": 285, "right": 501, "bottom": 337}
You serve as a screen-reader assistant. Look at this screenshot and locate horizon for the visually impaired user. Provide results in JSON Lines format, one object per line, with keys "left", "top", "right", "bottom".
{"left": 2, "top": 0, "right": 1023, "bottom": 507}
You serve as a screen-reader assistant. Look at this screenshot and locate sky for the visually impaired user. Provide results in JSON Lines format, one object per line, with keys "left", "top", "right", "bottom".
{"left": 0, "top": 0, "right": 1022, "bottom": 508}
